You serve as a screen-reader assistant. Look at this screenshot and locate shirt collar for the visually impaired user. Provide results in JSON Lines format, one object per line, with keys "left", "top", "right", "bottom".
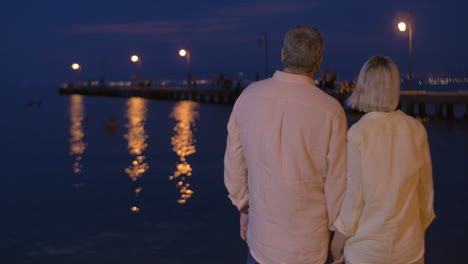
{"left": 273, "top": 70, "right": 316, "bottom": 86}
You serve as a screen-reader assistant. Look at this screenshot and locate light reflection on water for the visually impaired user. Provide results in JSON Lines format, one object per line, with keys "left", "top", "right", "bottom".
{"left": 169, "top": 101, "right": 199, "bottom": 204}
{"left": 69, "top": 95, "right": 87, "bottom": 188}
{"left": 124, "top": 97, "right": 149, "bottom": 212}
{"left": 65, "top": 96, "right": 202, "bottom": 208}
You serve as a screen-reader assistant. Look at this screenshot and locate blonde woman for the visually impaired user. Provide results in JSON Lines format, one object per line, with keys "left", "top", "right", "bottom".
{"left": 331, "top": 56, "right": 435, "bottom": 264}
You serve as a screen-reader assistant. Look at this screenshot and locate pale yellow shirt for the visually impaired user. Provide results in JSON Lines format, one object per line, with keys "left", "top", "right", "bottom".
{"left": 334, "top": 110, "right": 435, "bottom": 264}
{"left": 224, "top": 71, "right": 347, "bottom": 264}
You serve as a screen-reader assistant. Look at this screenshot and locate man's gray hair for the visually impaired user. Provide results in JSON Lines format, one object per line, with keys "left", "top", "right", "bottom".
{"left": 347, "top": 56, "right": 400, "bottom": 112}
{"left": 282, "top": 25, "right": 324, "bottom": 73}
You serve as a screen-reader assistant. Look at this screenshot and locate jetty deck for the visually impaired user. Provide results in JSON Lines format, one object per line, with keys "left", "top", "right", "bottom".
{"left": 59, "top": 86, "right": 468, "bottom": 119}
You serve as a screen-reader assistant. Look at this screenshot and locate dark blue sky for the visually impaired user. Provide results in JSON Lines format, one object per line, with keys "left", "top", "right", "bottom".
{"left": 2, "top": 0, "right": 467, "bottom": 87}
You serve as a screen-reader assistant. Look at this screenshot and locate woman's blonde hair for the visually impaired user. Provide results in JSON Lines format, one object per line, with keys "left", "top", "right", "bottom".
{"left": 347, "top": 56, "right": 400, "bottom": 112}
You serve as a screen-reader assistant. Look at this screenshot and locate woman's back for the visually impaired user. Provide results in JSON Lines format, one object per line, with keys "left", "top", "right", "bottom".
{"left": 343, "top": 110, "right": 434, "bottom": 264}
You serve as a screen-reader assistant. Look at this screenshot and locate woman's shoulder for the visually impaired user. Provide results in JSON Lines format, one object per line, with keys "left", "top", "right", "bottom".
{"left": 397, "top": 111, "right": 428, "bottom": 135}
{"left": 347, "top": 119, "right": 365, "bottom": 145}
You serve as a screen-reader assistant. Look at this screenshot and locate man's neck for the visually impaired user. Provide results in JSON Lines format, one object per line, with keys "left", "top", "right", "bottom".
{"left": 283, "top": 67, "right": 316, "bottom": 79}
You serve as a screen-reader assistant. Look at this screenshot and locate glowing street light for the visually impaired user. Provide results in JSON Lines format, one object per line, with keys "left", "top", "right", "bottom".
{"left": 131, "top": 55, "right": 139, "bottom": 63}
{"left": 398, "top": 22, "right": 407, "bottom": 32}
{"left": 179, "top": 49, "right": 191, "bottom": 89}
{"left": 397, "top": 17, "right": 413, "bottom": 90}
{"left": 71, "top": 63, "right": 81, "bottom": 71}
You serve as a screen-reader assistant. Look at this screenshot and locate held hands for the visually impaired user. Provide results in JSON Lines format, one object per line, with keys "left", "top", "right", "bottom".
{"left": 330, "top": 231, "right": 347, "bottom": 264}
{"left": 240, "top": 212, "right": 249, "bottom": 240}
{"left": 331, "top": 254, "right": 344, "bottom": 264}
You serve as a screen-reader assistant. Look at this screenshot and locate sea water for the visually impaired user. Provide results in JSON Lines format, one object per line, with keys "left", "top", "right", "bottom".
{"left": 0, "top": 89, "right": 466, "bottom": 263}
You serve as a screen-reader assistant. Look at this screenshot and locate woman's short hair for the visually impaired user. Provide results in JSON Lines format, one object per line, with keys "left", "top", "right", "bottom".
{"left": 347, "top": 56, "right": 400, "bottom": 112}
{"left": 282, "top": 25, "right": 323, "bottom": 73}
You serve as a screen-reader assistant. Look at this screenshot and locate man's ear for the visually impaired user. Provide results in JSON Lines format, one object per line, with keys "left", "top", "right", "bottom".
{"left": 281, "top": 48, "right": 285, "bottom": 63}
{"left": 318, "top": 55, "right": 323, "bottom": 68}
{"left": 314, "top": 55, "right": 323, "bottom": 72}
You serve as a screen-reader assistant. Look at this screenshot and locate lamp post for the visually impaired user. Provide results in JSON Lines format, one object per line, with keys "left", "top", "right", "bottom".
{"left": 130, "top": 54, "right": 142, "bottom": 86}
{"left": 179, "top": 49, "right": 191, "bottom": 89}
{"left": 257, "top": 33, "right": 270, "bottom": 79}
{"left": 398, "top": 18, "right": 413, "bottom": 90}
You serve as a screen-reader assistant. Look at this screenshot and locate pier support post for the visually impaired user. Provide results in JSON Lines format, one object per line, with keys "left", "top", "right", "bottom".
{"left": 407, "top": 103, "right": 415, "bottom": 116}
{"left": 435, "top": 104, "right": 444, "bottom": 120}
{"left": 418, "top": 103, "right": 426, "bottom": 118}
{"left": 465, "top": 104, "right": 468, "bottom": 120}
{"left": 446, "top": 104, "right": 454, "bottom": 119}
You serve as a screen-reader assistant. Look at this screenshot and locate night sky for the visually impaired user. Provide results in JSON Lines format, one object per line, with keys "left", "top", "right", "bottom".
{"left": 2, "top": 0, "right": 467, "bottom": 88}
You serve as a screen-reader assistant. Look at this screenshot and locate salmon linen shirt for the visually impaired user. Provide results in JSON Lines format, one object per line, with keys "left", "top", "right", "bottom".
{"left": 224, "top": 70, "right": 347, "bottom": 264}
{"left": 333, "top": 110, "right": 436, "bottom": 264}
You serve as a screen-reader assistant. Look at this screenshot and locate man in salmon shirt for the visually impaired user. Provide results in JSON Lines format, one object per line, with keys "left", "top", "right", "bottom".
{"left": 224, "top": 25, "right": 347, "bottom": 264}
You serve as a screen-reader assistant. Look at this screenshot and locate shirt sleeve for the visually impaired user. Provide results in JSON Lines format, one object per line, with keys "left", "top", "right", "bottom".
{"left": 333, "top": 135, "right": 364, "bottom": 237}
{"left": 224, "top": 101, "right": 249, "bottom": 211}
{"left": 418, "top": 130, "right": 436, "bottom": 230}
{"left": 324, "top": 109, "right": 347, "bottom": 231}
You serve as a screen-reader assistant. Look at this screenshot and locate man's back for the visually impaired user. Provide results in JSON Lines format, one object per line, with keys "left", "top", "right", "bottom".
{"left": 225, "top": 70, "right": 347, "bottom": 264}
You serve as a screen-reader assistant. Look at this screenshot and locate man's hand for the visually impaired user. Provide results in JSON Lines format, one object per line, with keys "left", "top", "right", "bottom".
{"left": 240, "top": 212, "right": 249, "bottom": 240}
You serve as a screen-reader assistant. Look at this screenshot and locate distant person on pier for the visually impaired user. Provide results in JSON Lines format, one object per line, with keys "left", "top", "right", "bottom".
{"left": 210, "top": 73, "right": 217, "bottom": 89}
{"left": 138, "top": 79, "right": 145, "bottom": 89}
{"left": 223, "top": 75, "right": 233, "bottom": 90}
{"left": 235, "top": 79, "right": 243, "bottom": 91}
{"left": 192, "top": 74, "right": 197, "bottom": 88}
{"left": 318, "top": 70, "right": 326, "bottom": 90}
{"left": 330, "top": 56, "right": 435, "bottom": 264}
{"left": 224, "top": 25, "right": 347, "bottom": 264}
{"left": 217, "top": 73, "right": 224, "bottom": 89}
{"left": 324, "top": 69, "right": 337, "bottom": 91}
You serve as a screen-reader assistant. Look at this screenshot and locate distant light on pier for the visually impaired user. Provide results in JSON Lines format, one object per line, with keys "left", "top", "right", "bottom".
{"left": 71, "top": 63, "right": 80, "bottom": 70}
{"left": 398, "top": 22, "right": 407, "bottom": 32}
{"left": 179, "top": 49, "right": 187, "bottom": 57}
{"left": 131, "top": 55, "right": 139, "bottom": 62}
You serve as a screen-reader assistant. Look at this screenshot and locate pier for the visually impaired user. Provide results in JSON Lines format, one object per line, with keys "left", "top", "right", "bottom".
{"left": 59, "top": 86, "right": 240, "bottom": 105}
{"left": 399, "top": 90, "right": 468, "bottom": 119}
{"left": 59, "top": 86, "right": 468, "bottom": 119}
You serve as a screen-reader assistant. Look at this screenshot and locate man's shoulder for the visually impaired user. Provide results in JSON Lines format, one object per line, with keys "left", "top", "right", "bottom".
{"left": 242, "top": 78, "right": 275, "bottom": 94}
{"left": 314, "top": 90, "right": 344, "bottom": 111}
{"left": 301, "top": 88, "right": 345, "bottom": 120}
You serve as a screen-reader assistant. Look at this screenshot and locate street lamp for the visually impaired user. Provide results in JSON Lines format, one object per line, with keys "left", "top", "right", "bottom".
{"left": 257, "top": 33, "right": 269, "bottom": 79}
{"left": 398, "top": 22, "right": 406, "bottom": 32}
{"left": 397, "top": 18, "right": 413, "bottom": 90}
{"left": 179, "top": 49, "right": 191, "bottom": 89}
{"left": 131, "top": 55, "right": 139, "bottom": 63}
{"left": 71, "top": 63, "right": 81, "bottom": 71}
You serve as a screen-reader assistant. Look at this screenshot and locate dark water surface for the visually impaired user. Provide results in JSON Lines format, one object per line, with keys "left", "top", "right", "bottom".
{"left": 0, "top": 92, "right": 467, "bottom": 263}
